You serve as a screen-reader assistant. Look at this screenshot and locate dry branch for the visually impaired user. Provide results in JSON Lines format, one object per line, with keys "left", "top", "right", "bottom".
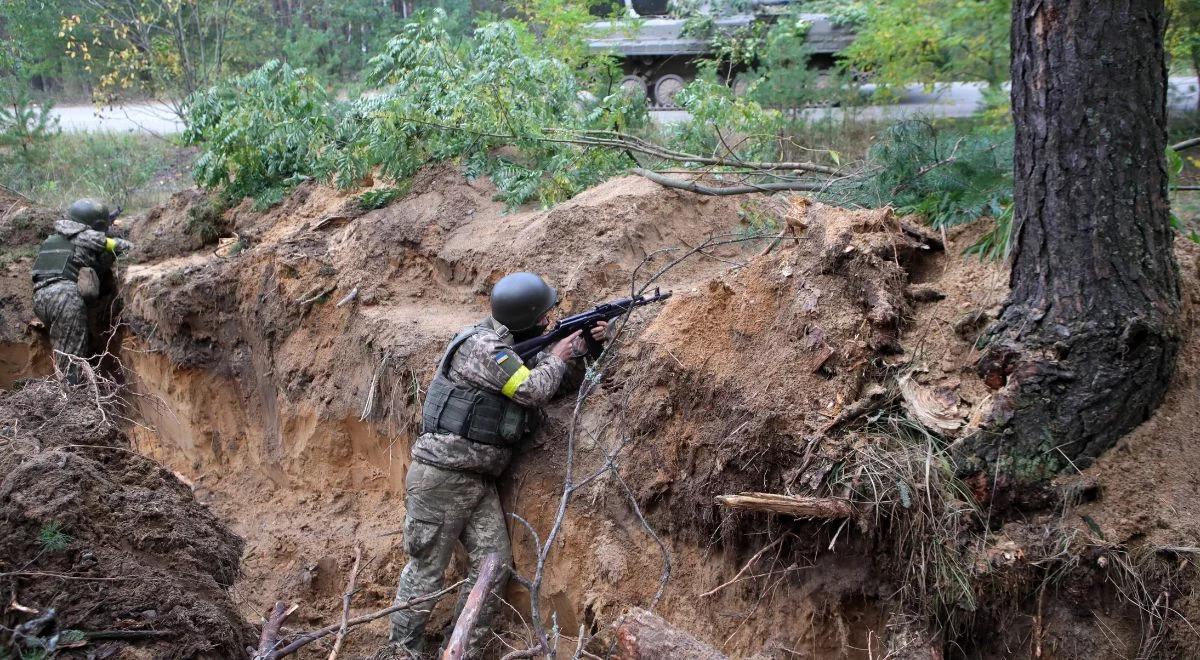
{"left": 613, "top": 608, "right": 727, "bottom": 660}
{"left": 714, "top": 493, "right": 854, "bottom": 519}
{"left": 441, "top": 553, "right": 504, "bottom": 660}
{"left": 1171, "top": 136, "right": 1200, "bottom": 152}
{"left": 259, "top": 581, "right": 464, "bottom": 659}
{"left": 631, "top": 168, "right": 826, "bottom": 196}
{"left": 327, "top": 545, "right": 363, "bottom": 660}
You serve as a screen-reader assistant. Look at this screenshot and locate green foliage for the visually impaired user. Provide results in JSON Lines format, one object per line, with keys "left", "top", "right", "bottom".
{"left": 186, "top": 10, "right": 646, "bottom": 209}
{"left": 1167, "top": 0, "right": 1200, "bottom": 97}
{"left": 357, "top": 184, "right": 409, "bottom": 211}
{"left": 667, "top": 67, "right": 788, "bottom": 160}
{"left": 185, "top": 60, "right": 337, "bottom": 205}
{"left": 37, "top": 521, "right": 72, "bottom": 551}
{"left": 840, "top": 0, "right": 1009, "bottom": 92}
{"left": 0, "top": 90, "right": 59, "bottom": 167}
{"left": 186, "top": 194, "right": 228, "bottom": 244}
{"left": 745, "top": 13, "right": 838, "bottom": 109}
{"left": 852, "top": 121, "right": 1012, "bottom": 224}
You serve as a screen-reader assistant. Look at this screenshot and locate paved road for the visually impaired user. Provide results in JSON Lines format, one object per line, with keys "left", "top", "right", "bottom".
{"left": 52, "top": 102, "right": 185, "bottom": 135}
{"left": 50, "top": 77, "right": 1199, "bottom": 133}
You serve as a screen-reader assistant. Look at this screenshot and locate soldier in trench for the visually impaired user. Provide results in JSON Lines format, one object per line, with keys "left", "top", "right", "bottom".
{"left": 386, "top": 272, "right": 608, "bottom": 658}
{"left": 30, "top": 199, "right": 132, "bottom": 384}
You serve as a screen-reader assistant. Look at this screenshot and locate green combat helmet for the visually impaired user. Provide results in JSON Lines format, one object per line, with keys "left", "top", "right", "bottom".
{"left": 68, "top": 198, "right": 120, "bottom": 231}
{"left": 490, "top": 272, "right": 557, "bottom": 332}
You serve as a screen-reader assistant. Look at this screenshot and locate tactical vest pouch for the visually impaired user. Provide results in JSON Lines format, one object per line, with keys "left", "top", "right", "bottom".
{"left": 31, "top": 234, "right": 80, "bottom": 284}
{"left": 421, "top": 373, "right": 531, "bottom": 446}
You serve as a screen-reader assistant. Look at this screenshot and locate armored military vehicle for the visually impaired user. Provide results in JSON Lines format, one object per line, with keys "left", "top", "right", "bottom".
{"left": 586, "top": 0, "right": 854, "bottom": 108}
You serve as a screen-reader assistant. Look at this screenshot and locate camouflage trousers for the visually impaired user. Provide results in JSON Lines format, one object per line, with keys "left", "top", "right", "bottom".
{"left": 390, "top": 461, "right": 512, "bottom": 656}
{"left": 32, "top": 281, "right": 89, "bottom": 383}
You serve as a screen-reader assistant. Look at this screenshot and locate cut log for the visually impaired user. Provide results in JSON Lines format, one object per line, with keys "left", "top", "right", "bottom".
{"left": 613, "top": 608, "right": 727, "bottom": 660}
{"left": 441, "top": 553, "right": 504, "bottom": 660}
{"left": 714, "top": 493, "right": 853, "bottom": 518}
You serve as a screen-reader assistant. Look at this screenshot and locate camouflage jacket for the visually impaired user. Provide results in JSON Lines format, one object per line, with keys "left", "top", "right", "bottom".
{"left": 34, "top": 219, "right": 134, "bottom": 292}
{"left": 411, "top": 317, "right": 584, "bottom": 476}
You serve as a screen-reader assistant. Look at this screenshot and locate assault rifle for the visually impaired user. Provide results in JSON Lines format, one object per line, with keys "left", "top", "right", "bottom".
{"left": 513, "top": 288, "right": 672, "bottom": 362}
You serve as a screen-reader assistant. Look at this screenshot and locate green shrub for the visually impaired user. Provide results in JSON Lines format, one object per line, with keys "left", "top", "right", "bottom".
{"left": 37, "top": 521, "right": 71, "bottom": 551}
{"left": 184, "top": 10, "right": 646, "bottom": 210}
{"left": 185, "top": 60, "right": 339, "bottom": 207}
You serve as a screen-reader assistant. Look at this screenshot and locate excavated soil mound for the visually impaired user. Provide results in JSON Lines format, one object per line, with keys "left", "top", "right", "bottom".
{"left": 615, "top": 203, "right": 937, "bottom": 535}
{"left": 0, "top": 380, "right": 255, "bottom": 658}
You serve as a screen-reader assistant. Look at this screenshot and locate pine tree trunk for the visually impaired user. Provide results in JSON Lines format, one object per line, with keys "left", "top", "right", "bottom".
{"left": 967, "top": 0, "right": 1182, "bottom": 481}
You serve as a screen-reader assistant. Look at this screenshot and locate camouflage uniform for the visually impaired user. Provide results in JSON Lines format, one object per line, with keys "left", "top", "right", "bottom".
{"left": 31, "top": 218, "right": 132, "bottom": 381}
{"left": 391, "top": 317, "right": 581, "bottom": 655}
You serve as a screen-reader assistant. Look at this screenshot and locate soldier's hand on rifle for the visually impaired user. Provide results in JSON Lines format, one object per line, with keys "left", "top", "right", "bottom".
{"left": 550, "top": 330, "right": 585, "bottom": 361}
{"left": 591, "top": 320, "right": 610, "bottom": 343}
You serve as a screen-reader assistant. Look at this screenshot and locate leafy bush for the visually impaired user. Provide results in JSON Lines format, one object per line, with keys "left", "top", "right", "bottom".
{"left": 185, "top": 60, "right": 339, "bottom": 205}
{"left": 185, "top": 10, "right": 646, "bottom": 210}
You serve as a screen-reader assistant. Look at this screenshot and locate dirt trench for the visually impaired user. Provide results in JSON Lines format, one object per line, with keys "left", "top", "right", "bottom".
{"left": 4, "top": 169, "right": 1200, "bottom": 658}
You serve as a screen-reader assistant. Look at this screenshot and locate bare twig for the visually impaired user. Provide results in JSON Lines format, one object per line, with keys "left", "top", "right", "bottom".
{"left": 327, "top": 545, "right": 363, "bottom": 660}
{"left": 701, "top": 536, "right": 786, "bottom": 598}
{"left": 297, "top": 284, "right": 336, "bottom": 308}
{"left": 263, "top": 581, "right": 465, "bottom": 659}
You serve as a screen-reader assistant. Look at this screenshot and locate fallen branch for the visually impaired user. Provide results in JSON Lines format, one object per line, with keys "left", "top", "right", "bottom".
{"left": 1171, "top": 136, "right": 1200, "bottom": 153}
{"left": 297, "top": 284, "right": 337, "bottom": 308}
{"left": 714, "top": 493, "right": 854, "bottom": 519}
{"left": 632, "top": 168, "right": 826, "bottom": 196}
{"left": 327, "top": 545, "right": 363, "bottom": 660}
{"left": 820, "top": 384, "right": 889, "bottom": 433}
{"left": 263, "top": 580, "right": 465, "bottom": 659}
{"left": 335, "top": 287, "right": 359, "bottom": 308}
{"left": 253, "top": 601, "right": 297, "bottom": 660}
{"left": 442, "top": 553, "right": 505, "bottom": 660}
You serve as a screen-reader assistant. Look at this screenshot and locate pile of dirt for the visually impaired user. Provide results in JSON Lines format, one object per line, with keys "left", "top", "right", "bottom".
{"left": 0, "top": 191, "right": 57, "bottom": 387}
{"left": 0, "top": 379, "right": 255, "bottom": 657}
{"left": 613, "top": 202, "right": 939, "bottom": 535}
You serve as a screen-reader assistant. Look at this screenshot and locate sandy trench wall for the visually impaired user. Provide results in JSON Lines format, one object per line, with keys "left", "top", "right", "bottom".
{"left": 0, "top": 192, "right": 57, "bottom": 387}
{"left": 112, "top": 171, "right": 924, "bottom": 657}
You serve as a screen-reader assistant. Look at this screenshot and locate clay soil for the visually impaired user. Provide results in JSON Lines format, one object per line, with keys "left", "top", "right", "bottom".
{"left": 3, "top": 169, "right": 1200, "bottom": 659}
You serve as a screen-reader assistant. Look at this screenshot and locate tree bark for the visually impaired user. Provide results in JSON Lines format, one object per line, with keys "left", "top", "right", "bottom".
{"left": 969, "top": 0, "right": 1181, "bottom": 480}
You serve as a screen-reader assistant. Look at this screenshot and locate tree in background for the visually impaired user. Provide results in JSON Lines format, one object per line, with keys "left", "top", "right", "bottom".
{"left": 62, "top": 0, "right": 244, "bottom": 117}
{"left": 966, "top": 0, "right": 1182, "bottom": 482}
{"left": 1168, "top": 0, "right": 1200, "bottom": 112}
{"left": 838, "top": 0, "right": 1009, "bottom": 94}
{"left": 0, "top": 6, "right": 60, "bottom": 169}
